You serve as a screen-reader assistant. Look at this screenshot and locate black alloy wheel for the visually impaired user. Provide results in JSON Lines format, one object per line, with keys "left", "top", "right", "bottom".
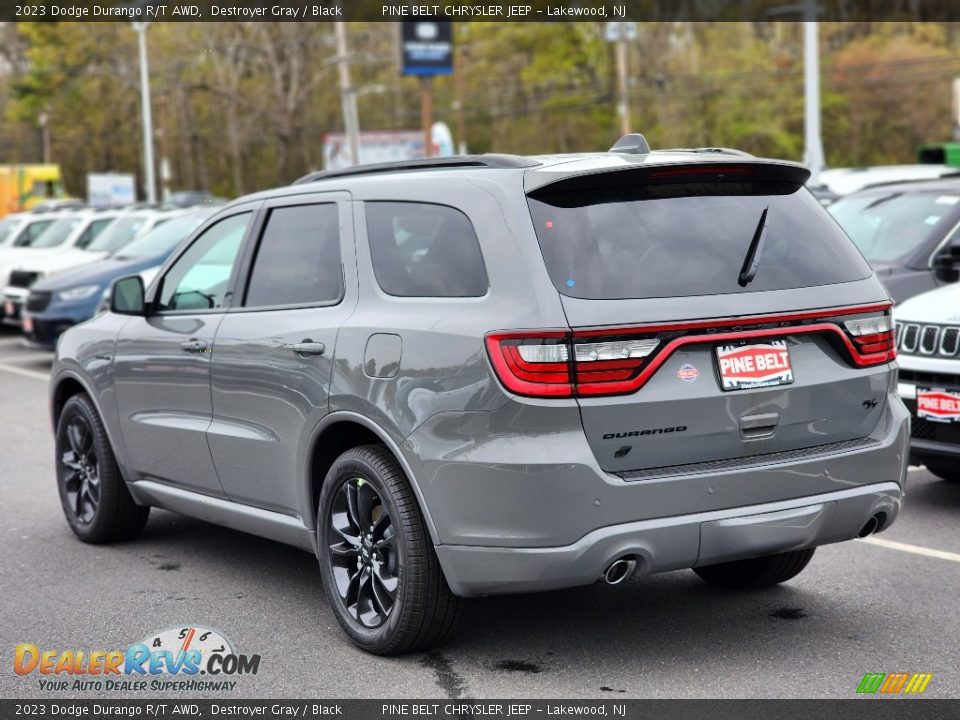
{"left": 326, "top": 477, "right": 399, "bottom": 628}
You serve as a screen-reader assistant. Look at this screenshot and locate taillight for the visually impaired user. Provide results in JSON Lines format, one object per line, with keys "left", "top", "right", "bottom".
{"left": 842, "top": 313, "right": 896, "bottom": 365}
{"left": 487, "top": 304, "right": 895, "bottom": 399}
{"left": 485, "top": 332, "right": 659, "bottom": 398}
{"left": 573, "top": 338, "right": 659, "bottom": 395}
{"left": 486, "top": 332, "right": 574, "bottom": 397}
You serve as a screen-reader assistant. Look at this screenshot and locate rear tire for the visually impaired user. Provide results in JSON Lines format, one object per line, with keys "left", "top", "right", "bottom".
{"left": 925, "top": 460, "right": 960, "bottom": 482}
{"left": 317, "top": 444, "right": 461, "bottom": 655}
{"left": 693, "top": 548, "right": 815, "bottom": 589}
{"left": 55, "top": 393, "right": 149, "bottom": 543}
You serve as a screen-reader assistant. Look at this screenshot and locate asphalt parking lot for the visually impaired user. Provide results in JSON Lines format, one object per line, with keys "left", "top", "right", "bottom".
{"left": 1, "top": 326, "right": 959, "bottom": 700}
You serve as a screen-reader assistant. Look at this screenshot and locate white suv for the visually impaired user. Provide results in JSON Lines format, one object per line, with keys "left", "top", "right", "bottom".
{"left": 895, "top": 280, "right": 960, "bottom": 481}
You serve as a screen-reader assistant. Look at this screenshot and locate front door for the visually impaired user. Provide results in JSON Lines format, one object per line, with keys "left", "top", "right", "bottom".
{"left": 113, "top": 210, "right": 254, "bottom": 495}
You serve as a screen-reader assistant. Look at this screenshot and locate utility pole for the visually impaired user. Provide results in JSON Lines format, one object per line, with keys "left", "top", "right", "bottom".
{"left": 606, "top": 22, "right": 636, "bottom": 137}
{"left": 334, "top": 22, "right": 360, "bottom": 166}
{"left": 615, "top": 26, "right": 631, "bottom": 136}
{"left": 420, "top": 77, "right": 434, "bottom": 158}
{"left": 453, "top": 46, "right": 468, "bottom": 155}
{"left": 802, "top": 0, "right": 825, "bottom": 185}
{"left": 38, "top": 112, "right": 51, "bottom": 164}
{"left": 132, "top": 22, "right": 157, "bottom": 203}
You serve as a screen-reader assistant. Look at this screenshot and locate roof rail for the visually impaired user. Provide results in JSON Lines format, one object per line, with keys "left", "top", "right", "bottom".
{"left": 292, "top": 154, "right": 540, "bottom": 186}
{"left": 662, "top": 147, "right": 755, "bottom": 158}
{"left": 609, "top": 133, "right": 651, "bottom": 154}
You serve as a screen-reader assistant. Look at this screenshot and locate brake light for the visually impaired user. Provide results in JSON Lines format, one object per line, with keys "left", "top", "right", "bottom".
{"left": 486, "top": 332, "right": 574, "bottom": 397}
{"left": 486, "top": 304, "right": 895, "bottom": 399}
{"left": 486, "top": 333, "right": 660, "bottom": 398}
{"left": 842, "top": 313, "right": 897, "bottom": 365}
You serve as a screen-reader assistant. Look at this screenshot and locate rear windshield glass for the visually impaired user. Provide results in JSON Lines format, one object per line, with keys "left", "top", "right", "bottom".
{"left": 828, "top": 191, "right": 957, "bottom": 264}
{"left": 527, "top": 180, "right": 871, "bottom": 299}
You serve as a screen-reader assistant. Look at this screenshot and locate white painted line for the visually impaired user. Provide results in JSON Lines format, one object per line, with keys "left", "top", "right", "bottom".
{"left": 0, "top": 354, "right": 53, "bottom": 363}
{"left": 858, "top": 536, "right": 960, "bottom": 564}
{"left": 0, "top": 362, "right": 49, "bottom": 381}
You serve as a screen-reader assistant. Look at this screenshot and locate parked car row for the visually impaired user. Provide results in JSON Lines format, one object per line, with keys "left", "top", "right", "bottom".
{"left": 0, "top": 202, "right": 222, "bottom": 348}
{"left": 819, "top": 175, "right": 960, "bottom": 482}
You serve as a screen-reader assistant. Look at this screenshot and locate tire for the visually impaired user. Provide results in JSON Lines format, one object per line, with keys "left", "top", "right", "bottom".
{"left": 55, "top": 393, "right": 149, "bottom": 543}
{"left": 925, "top": 460, "right": 960, "bottom": 482}
{"left": 693, "top": 548, "right": 815, "bottom": 589}
{"left": 317, "top": 444, "right": 461, "bottom": 655}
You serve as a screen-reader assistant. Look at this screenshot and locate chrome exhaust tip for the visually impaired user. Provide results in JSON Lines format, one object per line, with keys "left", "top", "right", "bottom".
{"left": 858, "top": 514, "right": 882, "bottom": 538}
{"left": 602, "top": 557, "right": 637, "bottom": 585}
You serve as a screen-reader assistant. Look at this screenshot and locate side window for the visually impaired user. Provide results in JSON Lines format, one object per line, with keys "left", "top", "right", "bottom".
{"left": 156, "top": 212, "right": 251, "bottom": 312}
{"left": 244, "top": 203, "right": 342, "bottom": 307}
{"left": 365, "top": 202, "right": 488, "bottom": 298}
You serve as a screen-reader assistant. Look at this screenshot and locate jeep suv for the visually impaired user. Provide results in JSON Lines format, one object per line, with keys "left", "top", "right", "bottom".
{"left": 50, "top": 137, "right": 909, "bottom": 655}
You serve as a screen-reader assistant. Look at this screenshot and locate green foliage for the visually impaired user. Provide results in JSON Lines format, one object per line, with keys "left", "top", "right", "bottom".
{"left": 2, "top": 21, "right": 958, "bottom": 198}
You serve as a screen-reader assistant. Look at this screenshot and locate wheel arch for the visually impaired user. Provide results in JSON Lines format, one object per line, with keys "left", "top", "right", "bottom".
{"left": 303, "top": 411, "right": 440, "bottom": 547}
{"left": 51, "top": 371, "right": 96, "bottom": 429}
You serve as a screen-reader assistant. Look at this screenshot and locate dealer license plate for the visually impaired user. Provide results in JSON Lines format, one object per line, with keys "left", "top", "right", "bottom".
{"left": 917, "top": 388, "right": 960, "bottom": 423}
{"left": 716, "top": 340, "right": 794, "bottom": 391}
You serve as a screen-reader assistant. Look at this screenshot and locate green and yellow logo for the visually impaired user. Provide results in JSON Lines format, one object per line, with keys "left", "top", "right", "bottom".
{"left": 857, "top": 672, "right": 933, "bottom": 694}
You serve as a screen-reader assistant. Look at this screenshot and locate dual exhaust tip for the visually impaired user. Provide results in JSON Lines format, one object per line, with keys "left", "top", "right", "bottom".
{"left": 603, "top": 512, "right": 886, "bottom": 584}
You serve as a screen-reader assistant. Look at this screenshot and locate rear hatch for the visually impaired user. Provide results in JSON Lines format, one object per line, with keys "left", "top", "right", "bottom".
{"left": 516, "top": 161, "right": 895, "bottom": 474}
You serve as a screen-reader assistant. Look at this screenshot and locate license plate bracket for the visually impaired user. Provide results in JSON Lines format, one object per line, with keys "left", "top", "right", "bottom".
{"left": 716, "top": 340, "right": 794, "bottom": 391}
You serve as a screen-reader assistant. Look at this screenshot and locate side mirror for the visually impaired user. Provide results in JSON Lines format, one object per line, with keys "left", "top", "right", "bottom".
{"left": 111, "top": 276, "right": 146, "bottom": 316}
{"left": 932, "top": 245, "right": 960, "bottom": 283}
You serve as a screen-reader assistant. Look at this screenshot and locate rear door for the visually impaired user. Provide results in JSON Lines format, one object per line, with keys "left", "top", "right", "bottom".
{"left": 525, "top": 164, "right": 894, "bottom": 474}
{"left": 208, "top": 192, "right": 355, "bottom": 515}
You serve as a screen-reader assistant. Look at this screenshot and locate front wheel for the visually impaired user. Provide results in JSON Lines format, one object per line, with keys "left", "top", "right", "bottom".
{"left": 693, "top": 548, "right": 815, "bottom": 589}
{"left": 55, "top": 393, "right": 149, "bottom": 543}
{"left": 317, "top": 444, "right": 461, "bottom": 655}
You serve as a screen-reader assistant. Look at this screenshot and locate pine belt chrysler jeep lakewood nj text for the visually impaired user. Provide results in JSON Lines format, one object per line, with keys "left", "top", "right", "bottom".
{"left": 50, "top": 135, "right": 909, "bottom": 655}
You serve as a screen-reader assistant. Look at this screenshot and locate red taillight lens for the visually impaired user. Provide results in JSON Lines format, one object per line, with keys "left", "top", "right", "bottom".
{"left": 485, "top": 332, "right": 574, "bottom": 397}
{"left": 487, "top": 304, "right": 895, "bottom": 399}
{"left": 842, "top": 313, "right": 897, "bottom": 366}
{"left": 485, "top": 333, "right": 659, "bottom": 398}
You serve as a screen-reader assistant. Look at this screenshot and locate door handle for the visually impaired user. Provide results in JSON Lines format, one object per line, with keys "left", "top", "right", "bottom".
{"left": 288, "top": 339, "right": 325, "bottom": 357}
{"left": 180, "top": 339, "right": 208, "bottom": 353}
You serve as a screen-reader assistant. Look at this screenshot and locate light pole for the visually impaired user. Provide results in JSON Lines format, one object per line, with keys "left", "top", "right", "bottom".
{"left": 334, "top": 22, "right": 360, "bottom": 166}
{"left": 38, "top": 111, "right": 51, "bottom": 164}
{"left": 767, "top": 1, "right": 825, "bottom": 185}
{"left": 132, "top": 22, "right": 157, "bottom": 203}
{"left": 802, "top": 0, "right": 825, "bottom": 186}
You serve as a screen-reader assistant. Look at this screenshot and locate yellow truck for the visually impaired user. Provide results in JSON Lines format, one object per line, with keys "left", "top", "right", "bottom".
{"left": 0, "top": 164, "right": 67, "bottom": 218}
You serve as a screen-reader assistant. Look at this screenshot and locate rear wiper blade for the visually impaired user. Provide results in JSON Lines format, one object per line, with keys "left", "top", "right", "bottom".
{"left": 738, "top": 206, "right": 769, "bottom": 287}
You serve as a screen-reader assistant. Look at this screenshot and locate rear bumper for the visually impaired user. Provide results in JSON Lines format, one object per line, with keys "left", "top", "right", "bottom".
{"left": 438, "top": 481, "right": 902, "bottom": 597}
{"left": 410, "top": 392, "right": 909, "bottom": 597}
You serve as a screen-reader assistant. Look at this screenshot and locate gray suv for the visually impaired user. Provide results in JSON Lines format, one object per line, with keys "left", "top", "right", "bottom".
{"left": 51, "top": 137, "right": 909, "bottom": 655}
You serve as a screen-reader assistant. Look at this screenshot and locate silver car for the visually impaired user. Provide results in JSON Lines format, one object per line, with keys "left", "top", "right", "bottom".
{"left": 51, "top": 138, "right": 909, "bottom": 654}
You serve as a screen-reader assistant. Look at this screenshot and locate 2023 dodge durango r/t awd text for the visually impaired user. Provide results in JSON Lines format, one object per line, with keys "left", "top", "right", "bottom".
{"left": 50, "top": 137, "right": 910, "bottom": 655}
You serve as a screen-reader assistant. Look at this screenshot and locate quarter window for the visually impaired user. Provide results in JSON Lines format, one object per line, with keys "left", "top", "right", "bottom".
{"left": 365, "top": 202, "right": 488, "bottom": 298}
{"left": 245, "top": 204, "right": 343, "bottom": 307}
{"left": 156, "top": 212, "right": 251, "bottom": 312}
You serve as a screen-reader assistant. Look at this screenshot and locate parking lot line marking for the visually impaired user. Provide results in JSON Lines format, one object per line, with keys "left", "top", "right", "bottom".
{"left": 858, "top": 536, "right": 960, "bottom": 564}
{"left": 0, "top": 355, "right": 53, "bottom": 363}
{"left": 0, "top": 363, "right": 49, "bottom": 381}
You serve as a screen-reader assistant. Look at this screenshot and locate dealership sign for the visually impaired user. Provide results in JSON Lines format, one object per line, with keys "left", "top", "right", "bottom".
{"left": 401, "top": 20, "right": 453, "bottom": 76}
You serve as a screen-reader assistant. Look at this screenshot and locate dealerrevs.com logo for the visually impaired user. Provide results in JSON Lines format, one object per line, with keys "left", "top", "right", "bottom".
{"left": 14, "top": 626, "right": 261, "bottom": 693}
